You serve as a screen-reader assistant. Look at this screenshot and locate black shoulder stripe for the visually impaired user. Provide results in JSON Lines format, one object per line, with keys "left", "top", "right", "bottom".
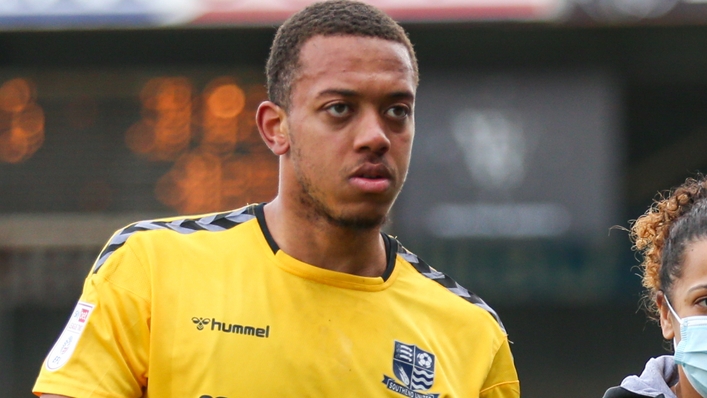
{"left": 211, "top": 215, "right": 242, "bottom": 229}
{"left": 175, "top": 219, "right": 209, "bottom": 231}
{"left": 395, "top": 240, "right": 506, "bottom": 333}
{"left": 92, "top": 205, "right": 257, "bottom": 274}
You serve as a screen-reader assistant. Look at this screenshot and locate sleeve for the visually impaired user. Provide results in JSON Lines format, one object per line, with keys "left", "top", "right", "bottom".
{"left": 479, "top": 336, "right": 521, "bottom": 398}
{"left": 33, "top": 238, "right": 151, "bottom": 398}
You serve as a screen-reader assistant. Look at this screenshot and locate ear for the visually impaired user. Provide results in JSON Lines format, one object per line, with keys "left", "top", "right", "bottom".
{"left": 256, "top": 101, "right": 290, "bottom": 156}
{"left": 657, "top": 291, "right": 676, "bottom": 340}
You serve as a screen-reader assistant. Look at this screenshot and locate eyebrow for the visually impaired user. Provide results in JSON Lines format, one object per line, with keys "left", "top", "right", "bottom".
{"left": 687, "top": 284, "right": 707, "bottom": 293}
{"left": 389, "top": 91, "right": 415, "bottom": 101}
{"left": 316, "top": 89, "right": 357, "bottom": 99}
{"left": 316, "top": 89, "right": 415, "bottom": 101}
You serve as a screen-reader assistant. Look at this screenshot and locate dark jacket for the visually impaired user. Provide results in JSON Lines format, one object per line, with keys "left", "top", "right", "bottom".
{"left": 603, "top": 386, "right": 664, "bottom": 398}
{"left": 602, "top": 356, "right": 677, "bottom": 398}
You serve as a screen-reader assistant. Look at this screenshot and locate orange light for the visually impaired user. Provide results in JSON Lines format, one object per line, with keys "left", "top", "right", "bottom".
{"left": 220, "top": 153, "right": 278, "bottom": 209}
{"left": 0, "top": 78, "right": 32, "bottom": 113}
{"left": 153, "top": 109, "right": 192, "bottom": 160}
{"left": 131, "top": 77, "right": 278, "bottom": 214}
{"left": 129, "top": 77, "right": 194, "bottom": 161}
{"left": 155, "top": 151, "right": 223, "bottom": 214}
{"left": 14, "top": 103, "right": 45, "bottom": 136}
{"left": 0, "top": 78, "right": 45, "bottom": 164}
{"left": 198, "top": 78, "right": 246, "bottom": 155}
{"left": 220, "top": 155, "right": 249, "bottom": 200}
{"left": 0, "top": 129, "right": 33, "bottom": 164}
{"left": 239, "top": 84, "right": 267, "bottom": 143}
{"left": 201, "top": 114, "right": 239, "bottom": 155}
{"left": 206, "top": 81, "right": 245, "bottom": 119}
{"left": 155, "top": 78, "right": 192, "bottom": 111}
{"left": 242, "top": 152, "right": 279, "bottom": 204}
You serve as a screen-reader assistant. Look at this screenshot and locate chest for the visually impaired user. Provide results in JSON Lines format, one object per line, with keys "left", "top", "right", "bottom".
{"left": 144, "top": 263, "right": 485, "bottom": 398}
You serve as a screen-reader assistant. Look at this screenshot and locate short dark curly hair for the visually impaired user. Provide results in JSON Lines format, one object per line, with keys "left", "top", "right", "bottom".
{"left": 266, "top": 0, "right": 418, "bottom": 110}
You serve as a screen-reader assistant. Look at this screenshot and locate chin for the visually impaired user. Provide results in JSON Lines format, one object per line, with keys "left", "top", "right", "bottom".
{"left": 330, "top": 212, "right": 387, "bottom": 230}
{"left": 328, "top": 202, "right": 391, "bottom": 230}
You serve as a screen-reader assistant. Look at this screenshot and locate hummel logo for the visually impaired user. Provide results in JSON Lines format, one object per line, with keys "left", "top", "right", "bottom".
{"left": 192, "top": 317, "right": 270, "bottom": 338}
{"left": 192, "top": 317, "right": 210, "bottom": 330}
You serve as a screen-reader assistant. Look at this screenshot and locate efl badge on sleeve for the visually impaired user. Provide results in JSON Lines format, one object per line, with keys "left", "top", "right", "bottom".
{"left": 45, "top": 301, "right": 95, "bottom": 371}
{"left": 382, "top": 341, "right": 440, "bottom": 398}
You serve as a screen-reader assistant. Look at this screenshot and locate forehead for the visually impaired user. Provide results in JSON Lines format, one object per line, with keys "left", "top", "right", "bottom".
{"left": 292, "top": 35, "right": 415, "bottom": 98}
{"left": 674, "top": 238, "right": 707, "bottom": 291}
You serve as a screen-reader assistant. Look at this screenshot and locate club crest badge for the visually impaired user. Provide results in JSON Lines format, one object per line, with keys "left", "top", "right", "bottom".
{"left": 382, "top": 341, "right": 440, "bottom": 398}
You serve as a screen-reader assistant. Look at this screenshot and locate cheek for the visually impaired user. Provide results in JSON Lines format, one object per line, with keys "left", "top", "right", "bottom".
{"left": 391, "top": 135, "right": 413, "bottom": 164}
{"left": 393, "top": 128, "right": 414, "bottom": 147}
{"left": 294, "top": 144, "right": 335, "bottom": 179}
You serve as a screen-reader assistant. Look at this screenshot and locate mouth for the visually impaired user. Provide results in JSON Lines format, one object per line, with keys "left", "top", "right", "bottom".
{"left": 349, "top": 163, "right": 393, "bottom": 193}
{"left": 352, "top": 161, "right": 393, "bottom": 179}
{"left": 357, "top": 166, "right": 390, "bottom": 178}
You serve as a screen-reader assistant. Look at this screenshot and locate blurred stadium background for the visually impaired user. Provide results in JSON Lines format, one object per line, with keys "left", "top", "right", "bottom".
{"left": 3, "top": 0, "right": 707, "bottom": 396}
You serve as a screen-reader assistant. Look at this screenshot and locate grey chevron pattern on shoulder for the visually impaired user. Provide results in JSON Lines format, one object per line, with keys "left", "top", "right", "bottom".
{"left": 396, "top": 241, "right": 506, "bottom": 333}
{"left": 92, "top": 205, "right": 256, "bottom": 274}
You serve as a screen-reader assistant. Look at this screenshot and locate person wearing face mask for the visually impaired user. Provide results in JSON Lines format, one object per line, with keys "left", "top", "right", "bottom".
{"left": 603, "top": 176, "right": 707, "bottom": 398}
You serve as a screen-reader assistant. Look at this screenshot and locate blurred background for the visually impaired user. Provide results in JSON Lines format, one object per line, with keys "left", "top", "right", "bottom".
{"left": 2, "top": 0, "right": 707, "bottom": 396}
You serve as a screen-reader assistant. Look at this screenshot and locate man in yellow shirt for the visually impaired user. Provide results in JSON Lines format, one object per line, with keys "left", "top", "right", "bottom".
{"left": 34, "top": 1, "right": 520, "bottom": 397}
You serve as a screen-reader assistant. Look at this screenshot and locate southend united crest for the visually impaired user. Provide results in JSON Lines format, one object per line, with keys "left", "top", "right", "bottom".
{"left": 382, "top": 341, "right": 439, "bottom": 398}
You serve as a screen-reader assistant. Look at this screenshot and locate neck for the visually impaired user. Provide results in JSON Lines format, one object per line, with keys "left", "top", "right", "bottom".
{"left": 673, "top": 367, "right": 702, "bottom": 398}
{"left": 262, "top": 198, "right": 388, "bottom": 277}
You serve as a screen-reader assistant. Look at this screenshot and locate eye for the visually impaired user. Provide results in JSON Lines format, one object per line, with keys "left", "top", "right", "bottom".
{"left": 385, "top": 105, "right": 411, "bottom": 120}
{"left": 698, "top": 297, "right": 707, "bottom": 308}
{"left": 325, "top": 103, "right": 351, "bottom": 118}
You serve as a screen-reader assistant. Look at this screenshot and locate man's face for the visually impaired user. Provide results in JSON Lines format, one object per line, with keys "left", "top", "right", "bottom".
{"left": 283, "top": 35, "right": 416, "bottom": 229}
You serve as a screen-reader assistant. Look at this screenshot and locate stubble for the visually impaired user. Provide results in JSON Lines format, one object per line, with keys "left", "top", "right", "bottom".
{"left": 290, "top": 139, "right": 389, "bottom": 231}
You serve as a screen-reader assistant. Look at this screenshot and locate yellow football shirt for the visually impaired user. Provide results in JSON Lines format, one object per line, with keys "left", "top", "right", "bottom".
{"left": 34, "top": 204, "right": 519, "bottom": 398}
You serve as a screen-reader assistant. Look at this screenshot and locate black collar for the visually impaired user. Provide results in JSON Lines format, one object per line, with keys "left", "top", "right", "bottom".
{"left": 253, "top": 203, "right": 396, "bottom": 281}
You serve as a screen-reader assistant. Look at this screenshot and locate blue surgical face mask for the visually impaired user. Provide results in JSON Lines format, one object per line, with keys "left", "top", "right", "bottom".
{"left": 665, "top": 297, "right": 707, "bottom": 397}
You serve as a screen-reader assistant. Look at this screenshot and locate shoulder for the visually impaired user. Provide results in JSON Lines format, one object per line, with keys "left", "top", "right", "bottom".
{"left": 391, "top": 237, "right": 507, "bottom": 334}
{"left": 92, "top": 204, "right": 258, "bottom": 274}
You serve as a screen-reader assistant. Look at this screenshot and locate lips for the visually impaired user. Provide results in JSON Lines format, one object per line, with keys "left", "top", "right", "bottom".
{"left": 354, "top": 163, "right": 391, "bottom": 179}
{"left": 349, "top": 163, "right": 393, "bottom": 193}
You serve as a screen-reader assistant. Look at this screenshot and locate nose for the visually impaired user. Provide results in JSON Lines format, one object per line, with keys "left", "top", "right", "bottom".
{"left": 353, "top": 108, "right": 390, "bottom": 156}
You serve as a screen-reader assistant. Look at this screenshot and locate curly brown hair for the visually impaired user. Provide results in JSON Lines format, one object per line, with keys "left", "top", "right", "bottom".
{"left": 631, "top": 175, "right": 707, "bottom": 319}
{"left": 266, "top": 0, "right": 418, "bottom": 110}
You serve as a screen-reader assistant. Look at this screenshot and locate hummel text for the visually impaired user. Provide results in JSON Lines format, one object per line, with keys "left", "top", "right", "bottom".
{"left": 209, "top": 318, "right": 270, "bottom": 338}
